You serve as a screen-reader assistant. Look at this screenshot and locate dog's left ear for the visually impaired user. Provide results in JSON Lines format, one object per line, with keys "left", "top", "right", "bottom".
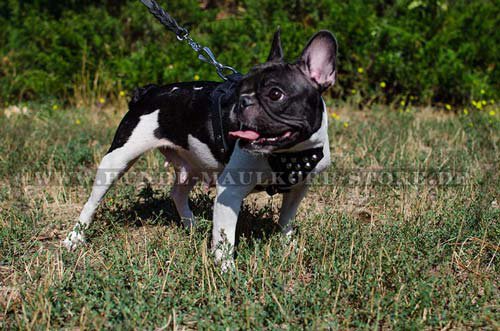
{"left": 267, "top": 27, "right": 284, "bottom": 62}
{"left": 298, "top": 30, "right": 338, "bottom": 91}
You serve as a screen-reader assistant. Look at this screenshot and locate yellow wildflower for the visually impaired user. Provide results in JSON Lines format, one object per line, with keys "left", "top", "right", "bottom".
{"left": 463, "top": 109, "right": 468, "bottom": 115}
{"left": 445, "top": 104, "right": 451, "bottom": 111}
{"left": 52, "top": 105, "right": 59, "bottom": 111}
{"left": 357, "top": 67, "right": 364, "bottom": 74}
{"left": 331, "top": 112, "right": 340, "bottom": 120}
{"left": 489, "top": 110, "right": 496, "bottom": 116}
{"left": 480, "top": 89, "right": 485, "bottom": 95}
{"left": 490, "top": 99, "right": 495, "bottom": 104}
{"left": 343, "top": 122, "right": 349, "bottom": 128}
{"left": 194, "top": 74, "right": 200, "bottom": 81}
{"left": 481, "top": 100, "right": 487, "bottom": 106}
{"left": 99, "top": 97, "right": 106, "bottom": 104}
{"left": 351, "top": 89, "right": 357, "bottom": 94}
{"left": 379, "top": 81, "right": 386, "bottom": 88}
{"left": 119, "top": 91, "right": 126, "bottom": 97}
{"left": 400, "top": 100, "right": 405, "bottom": 106}
{"left": 75, "top": 119, "right": 81, "bottom": 125}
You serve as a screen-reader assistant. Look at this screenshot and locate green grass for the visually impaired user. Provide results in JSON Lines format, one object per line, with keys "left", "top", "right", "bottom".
{"left": 0, "top": 102, "right": 499, "bottom": 329}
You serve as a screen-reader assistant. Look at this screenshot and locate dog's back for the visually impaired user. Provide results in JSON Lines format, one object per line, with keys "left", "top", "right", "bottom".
{"left": 109, "top": 81, "right": 221, "bottom": 154}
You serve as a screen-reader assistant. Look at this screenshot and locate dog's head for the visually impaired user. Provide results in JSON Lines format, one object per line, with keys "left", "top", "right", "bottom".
{"left": 229, "top": 29, "right": 337, "bottom": 153}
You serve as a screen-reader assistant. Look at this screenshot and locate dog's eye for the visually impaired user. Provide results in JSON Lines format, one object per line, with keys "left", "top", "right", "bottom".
{"left": 268, "top": 88, "right": 284, "bottom": 101}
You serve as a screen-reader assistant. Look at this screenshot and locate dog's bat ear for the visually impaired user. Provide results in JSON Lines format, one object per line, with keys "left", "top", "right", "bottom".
{"left": 267, "top": 27, "right": 284, "bottom": 62}
{"left": 298, "top": 30, "right": 338, "bottom": 91}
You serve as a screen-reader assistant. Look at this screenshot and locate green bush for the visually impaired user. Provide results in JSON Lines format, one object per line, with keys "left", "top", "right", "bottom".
{"left": 0, "top": 0, "right": 498, "bottom": 106}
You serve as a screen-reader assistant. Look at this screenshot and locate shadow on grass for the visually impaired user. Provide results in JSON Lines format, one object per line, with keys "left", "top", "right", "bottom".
{"left": 96, "top": 182, "right": 281, "bottom": 245}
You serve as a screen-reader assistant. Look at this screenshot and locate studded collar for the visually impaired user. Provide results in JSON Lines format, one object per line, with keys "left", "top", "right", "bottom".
{"left": 262, "top": 146, "right": 324, "bottom": 195}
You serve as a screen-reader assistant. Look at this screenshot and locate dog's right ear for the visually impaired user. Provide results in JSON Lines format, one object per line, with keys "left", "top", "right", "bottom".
{"left": 267, "top": 27, "right": 284, "bottom": 62}
{"left": 298, "top": 30, "right": 338, "bottom": 91}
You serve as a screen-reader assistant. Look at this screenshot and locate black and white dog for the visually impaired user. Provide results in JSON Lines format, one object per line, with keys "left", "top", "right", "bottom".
{"left": 64, "top": 29, "right": 337, "bottom": 270}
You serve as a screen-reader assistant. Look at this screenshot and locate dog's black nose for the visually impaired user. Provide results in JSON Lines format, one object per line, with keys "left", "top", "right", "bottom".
{"left": 239, "top": 95, "right": 254, "bottom": 109}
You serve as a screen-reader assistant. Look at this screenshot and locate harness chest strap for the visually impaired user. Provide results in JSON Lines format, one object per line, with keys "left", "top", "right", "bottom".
{"left": 210, "top": 73, "right": 242, "bottom": 163}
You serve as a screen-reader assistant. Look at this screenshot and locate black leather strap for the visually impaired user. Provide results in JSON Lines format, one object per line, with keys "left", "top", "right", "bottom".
{"left": 210, "top": 73, "right": 243, "bottom": 163}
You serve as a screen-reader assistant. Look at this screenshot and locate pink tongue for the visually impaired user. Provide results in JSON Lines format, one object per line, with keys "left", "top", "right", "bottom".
{"left": 228, "top": 130, "right": 260, "bottom": 141}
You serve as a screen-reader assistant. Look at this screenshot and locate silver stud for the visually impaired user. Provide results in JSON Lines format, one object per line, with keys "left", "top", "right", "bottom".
{"left": 311, "top": 154, "right": 318, "bottom": 161}
{"left": 297, "top": 171, "right": 303, "bottom": 178}
{"left": 291, "top": 157, "right": 297, "bottom": 163}
{"left": 305, "top": 162, "right": 312, "bottom": 169}
{"left": 295, "top": 163, "right": 301, "bottom": 170}
{"left": 286, "top": 163, "right": 292, "bottom": 170}
{"left": 303, "top": 156, "right": 309, "bottom": 162}
{"left": 289, "top": 177, "right": 297, "bottom": 184}
{"left": 280, "top": 157, "right": 287, "bottom": 163}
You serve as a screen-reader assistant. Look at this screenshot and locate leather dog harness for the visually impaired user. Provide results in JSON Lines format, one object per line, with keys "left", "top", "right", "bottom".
{"left": 210, "top": 75, "right": 324, "bottom": 195}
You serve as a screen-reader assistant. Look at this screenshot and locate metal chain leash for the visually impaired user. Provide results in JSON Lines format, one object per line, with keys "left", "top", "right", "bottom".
{"left": 140, "top": 0, "right": 239, "bottom": 80}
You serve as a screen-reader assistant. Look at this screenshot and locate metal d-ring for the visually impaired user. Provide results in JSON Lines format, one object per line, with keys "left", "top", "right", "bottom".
{"left": 216, "top": 64, "right": 239, "bottom": 81}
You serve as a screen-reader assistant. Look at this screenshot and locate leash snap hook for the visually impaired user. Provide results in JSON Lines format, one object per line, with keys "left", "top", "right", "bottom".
{"left": 141, "top": 0, "right": 240, "bottom": 81}
{"left": 198, "top": 46, "right": 234, "bottom": 80}
{"left": 197, "top": 46, "right": 218, "bottom": 66}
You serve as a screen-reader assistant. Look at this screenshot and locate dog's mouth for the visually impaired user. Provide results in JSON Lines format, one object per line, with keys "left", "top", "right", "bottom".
{"left": 228, "top": 127, "right": 297, "bottom": 147}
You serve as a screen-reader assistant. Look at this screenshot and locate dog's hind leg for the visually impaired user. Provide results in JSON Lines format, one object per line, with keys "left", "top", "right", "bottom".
{"left": 64, "top": 109, "right": 171, "bottom": 250}
{"left": 160, "top": 148, "right": 197, "bottom": 228}
{"left": 171, "top": 176, "right": 197, "bottom": 228}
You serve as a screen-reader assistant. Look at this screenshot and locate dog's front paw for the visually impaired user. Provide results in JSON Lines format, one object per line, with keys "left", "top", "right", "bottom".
{"left": 63, "top": 231, "right": 85, "bottom": 250}
{"left": 214, "top": 247, "right": 235, "bottom": 273}
{"left": 220, "top": 258, "right": 235, "bottom": 273}
{"left": 281, "top": 227, "right": 294, "bottom": 238}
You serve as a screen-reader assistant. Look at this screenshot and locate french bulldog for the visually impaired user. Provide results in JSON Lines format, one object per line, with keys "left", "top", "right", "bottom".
{"left": 64, "top": 29, "right": 338, "bottom": 270}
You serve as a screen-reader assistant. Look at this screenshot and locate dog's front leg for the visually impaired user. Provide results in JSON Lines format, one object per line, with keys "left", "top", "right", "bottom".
{"left": 278, "top": 183, "right": 309, "bottom": 237}
{"left": 212, "top": 180, "right": 252, "bottom": 271}
{"left": 211, "top": 146, "right": 264, "bottom": 271}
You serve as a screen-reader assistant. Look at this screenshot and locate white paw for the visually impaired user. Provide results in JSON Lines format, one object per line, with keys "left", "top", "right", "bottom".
{"left": 220, "top": 258, "right": 235, "bottom": 273}
{"left": 63, "top": 231, "right": 85, "bottom": 250}
{"left": 214, "top": 247, "right": 235, "bottom": 273}
{"left": 282, "top": 227, "right": 294, "bottom": 238}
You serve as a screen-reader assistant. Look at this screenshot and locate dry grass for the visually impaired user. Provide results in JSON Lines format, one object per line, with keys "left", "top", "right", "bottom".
{"left": 0, "top": 102, "right": 499, "bottom": 329}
